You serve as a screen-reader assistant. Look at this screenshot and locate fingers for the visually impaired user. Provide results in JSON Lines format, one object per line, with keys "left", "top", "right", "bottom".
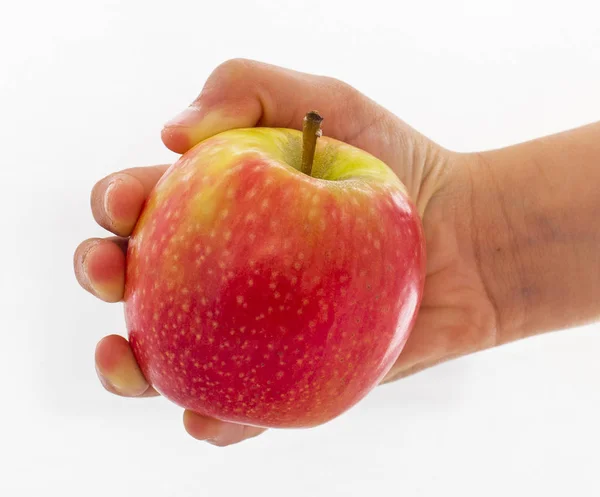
{"left": 96, "top": 335, "right": 265, "bottom": 443}
{"left": 161, "top": 58, "right": 397, "bottom": 157}
{"left": 183, "top": 410, "right": 266, "bottom": 447}
{"left": 95, "top": 334, "right": 159, "bottom": 397}
{"left": 91, "top": 165, "right": 169, "bottom": 237}
{"left": 96, "top": 334, "right": 266, "bottom": 444}
{"left": 78, "top": 165, "right": 169, "bottom": 302}
{"left": 74, "top": 237, "right": 127, "bottom": 302}
{"left": 96, "top": 335, "right": 265, "bottom": 445}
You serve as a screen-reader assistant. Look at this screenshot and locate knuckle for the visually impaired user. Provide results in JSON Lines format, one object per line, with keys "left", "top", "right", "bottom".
{"left": 324, "top": 76, "right": 358, "bottom": 98}
{"left": 200, "top": 58, "right": 261, "bottom": 103}
{"left": 210, "top": 58, "right": 256, "bottom": 82}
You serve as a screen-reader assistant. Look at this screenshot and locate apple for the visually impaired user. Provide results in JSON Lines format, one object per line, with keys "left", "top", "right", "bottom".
{"left": 124, "top": 112, "right": 425, "bottom": 428}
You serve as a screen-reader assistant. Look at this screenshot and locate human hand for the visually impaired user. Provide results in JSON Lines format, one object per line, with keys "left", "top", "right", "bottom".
{"left": 74, "top": 59, "right": 497, "bottom": 446}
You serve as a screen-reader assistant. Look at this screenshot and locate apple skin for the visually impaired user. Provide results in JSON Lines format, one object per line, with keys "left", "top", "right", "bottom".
{"left": 124, "top": 127, "right": 425, "bottom": 428}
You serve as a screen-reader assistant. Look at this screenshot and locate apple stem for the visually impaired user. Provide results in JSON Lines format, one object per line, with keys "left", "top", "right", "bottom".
{"left": 301, "top": 111, "right": 323, "bottom": 176}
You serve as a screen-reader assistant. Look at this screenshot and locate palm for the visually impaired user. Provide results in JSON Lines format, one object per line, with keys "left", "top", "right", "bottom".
{"left": 338, "top": 127, "right": 497, "bottom": 383}
{"left": 385, "top": 153, "right": 497, "bottom": 381}
{"left": 387, "top": 206, "right": 497, "bottom": 381}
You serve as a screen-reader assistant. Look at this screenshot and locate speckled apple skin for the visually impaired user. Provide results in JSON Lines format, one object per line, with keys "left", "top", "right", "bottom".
{"left": 124, "top": 128, "right": 425, "bottom": 428}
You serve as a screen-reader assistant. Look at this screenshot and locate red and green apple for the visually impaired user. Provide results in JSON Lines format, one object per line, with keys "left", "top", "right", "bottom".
{"left": 124, "top": 112, "right": 425, "bottom": 428}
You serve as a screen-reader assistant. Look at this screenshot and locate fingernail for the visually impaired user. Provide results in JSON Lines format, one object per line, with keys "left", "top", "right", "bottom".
{"left": 103, "top": 366, "right": 148, "bottom": 397}
{"left": 81, "top": 242, "right": 120, "bottom": 301}
{"left": 96, "top": 365, "right": 113, "bottom": 391}
{"left": 103, "top": 174, "right": 130, "bottom": 220}
{"left": 80, "top": 242, "right": 98, "bottom": 289}
{"left": 83, "top": 250, "right": 102, "bottom": 297}
{"left": 164, "top": 105, "right": 203, "bottom": 128}
{"left": 103, "top": 179, "right": 118, "bottom": 220}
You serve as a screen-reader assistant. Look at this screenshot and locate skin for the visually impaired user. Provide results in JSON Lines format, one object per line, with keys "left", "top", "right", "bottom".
{"left": 74, "top": 59, "right": 600, "bottom": 446}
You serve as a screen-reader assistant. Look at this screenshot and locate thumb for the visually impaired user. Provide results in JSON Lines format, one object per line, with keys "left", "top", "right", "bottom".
{"left": 161, "top": 59, "right": 406, "bottom": 159}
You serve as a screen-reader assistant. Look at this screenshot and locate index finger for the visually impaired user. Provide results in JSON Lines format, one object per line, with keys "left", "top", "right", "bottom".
{"left": 160, "top": 58, "right": 398, "bottom": 159}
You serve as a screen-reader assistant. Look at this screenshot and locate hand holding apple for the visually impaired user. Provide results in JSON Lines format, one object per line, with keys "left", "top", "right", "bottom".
{"left": 75, "top": 59, "right": 487, "bottom": 446}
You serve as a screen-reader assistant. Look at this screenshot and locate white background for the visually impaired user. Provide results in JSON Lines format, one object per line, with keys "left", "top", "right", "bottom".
{"left": 1, "top": 0, "right": 599, "bottom": 495}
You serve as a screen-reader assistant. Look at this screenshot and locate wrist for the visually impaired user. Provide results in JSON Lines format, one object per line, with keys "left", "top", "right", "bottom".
{"left": 463, "top": 150, "right": 525, "bottom": 344}
{"left": 386, "top": 121, "right": 600, "bottom": 383}
{"left": 464, "top": 123, "right": 600, "bottom": 343}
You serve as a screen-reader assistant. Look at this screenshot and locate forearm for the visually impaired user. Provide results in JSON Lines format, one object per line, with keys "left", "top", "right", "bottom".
{"left": 468, "top": 121, "right": 600, "bottom": 343}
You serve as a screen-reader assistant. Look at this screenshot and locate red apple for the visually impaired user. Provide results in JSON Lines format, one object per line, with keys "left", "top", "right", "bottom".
{"left": 125, "top": 113, "right": 425, "bottom": 428}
